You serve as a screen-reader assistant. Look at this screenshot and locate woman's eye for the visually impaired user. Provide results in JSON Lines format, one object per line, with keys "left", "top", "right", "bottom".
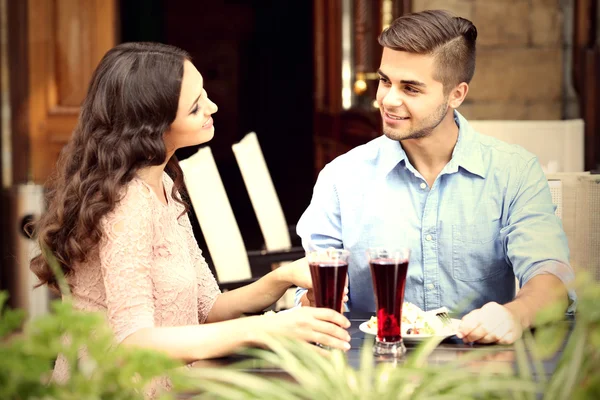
{"left": 191, "top": 104, "right": 199, "bottom": 114}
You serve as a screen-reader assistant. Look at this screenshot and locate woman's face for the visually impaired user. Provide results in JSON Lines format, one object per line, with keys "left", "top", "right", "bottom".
{"left": 164, "top": 60, "right": 218, "bottom": 153}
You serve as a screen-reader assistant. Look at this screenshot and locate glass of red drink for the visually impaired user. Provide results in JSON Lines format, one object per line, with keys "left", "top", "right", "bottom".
{"left": 306, "top": 248, "right": 349, "bottom": 313}
{"left": 367, "top": 247, "right": 410, "bottom": 358}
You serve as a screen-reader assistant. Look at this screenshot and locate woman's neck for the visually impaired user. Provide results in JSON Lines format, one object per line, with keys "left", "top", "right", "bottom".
{"left": 137, "top": 162, "right": 169, "bottom": 205}
{"left": 137, "top": 164, "right": 166, "bottom": 187}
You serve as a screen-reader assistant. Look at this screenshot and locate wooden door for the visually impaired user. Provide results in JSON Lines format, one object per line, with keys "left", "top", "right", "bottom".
{"left": 15, "top": 0, "right": 117, "bottom": 184}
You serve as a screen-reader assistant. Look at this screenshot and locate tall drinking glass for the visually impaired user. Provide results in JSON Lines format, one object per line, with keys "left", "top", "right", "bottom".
{"left": 367, "top": 247, "right": 410, "bottom": 358}
{"left": 306, "top": 248, "right": 349, "bottom": 313}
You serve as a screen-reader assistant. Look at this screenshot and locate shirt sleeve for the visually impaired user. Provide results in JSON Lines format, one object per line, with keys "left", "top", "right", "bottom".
{"left": 99, "top": 185, "right": 156, "bottom": 343}
{"left": 295, "top": 164, "right": 345, "bottom": 305}
{"left": 502, "top": 157, "right": 577, "bottom": 311}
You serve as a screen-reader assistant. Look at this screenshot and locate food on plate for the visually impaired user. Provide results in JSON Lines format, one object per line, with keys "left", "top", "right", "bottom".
{"left": 366, "top": 302, "right": 445, "bottom": 335}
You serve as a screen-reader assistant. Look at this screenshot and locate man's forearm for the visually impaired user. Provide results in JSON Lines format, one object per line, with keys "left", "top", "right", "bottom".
{"left": 504, "top": 274, "right": 569, "bottom": 328}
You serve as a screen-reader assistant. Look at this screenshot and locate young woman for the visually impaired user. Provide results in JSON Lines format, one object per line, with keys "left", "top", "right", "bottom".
{"left": 30, "top": 43, "right": 351, "bottom": 371}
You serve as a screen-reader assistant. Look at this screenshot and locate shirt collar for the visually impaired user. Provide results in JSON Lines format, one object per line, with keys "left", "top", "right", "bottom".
{"left": 377, "top": 110, "right": 487, "bottom": 179}
{"left": 451, "top": 110, "right": 487, "bottom": 178}
{"left": 378, "top": 135, "right": 408, "bottom": 176}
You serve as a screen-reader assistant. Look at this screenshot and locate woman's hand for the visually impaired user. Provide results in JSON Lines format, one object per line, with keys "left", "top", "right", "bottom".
{"left": 251, "top": 306, "right": 352, "bottom": 351}
{"left": 280, "top": 257, "right": 313, "bottom": 288}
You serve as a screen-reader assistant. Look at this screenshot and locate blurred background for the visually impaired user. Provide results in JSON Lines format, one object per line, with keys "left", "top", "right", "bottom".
{"left": 1, "top": 0, "right": 599, "bottom": 314}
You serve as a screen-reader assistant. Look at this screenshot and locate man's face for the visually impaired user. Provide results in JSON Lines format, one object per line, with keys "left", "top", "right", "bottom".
{"left": 376, "top": 48, "right": 451, "bottom": 141}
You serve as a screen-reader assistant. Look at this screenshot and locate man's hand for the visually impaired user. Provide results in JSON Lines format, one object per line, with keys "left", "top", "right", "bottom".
{"left": 457, "top": 302, "right": 523, "bottom": 344}
{"left": 299, "top": 280, "right": 349, "bottom": 312}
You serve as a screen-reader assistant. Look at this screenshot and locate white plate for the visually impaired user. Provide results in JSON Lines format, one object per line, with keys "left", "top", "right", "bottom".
{"left": 358, "top": 318, "right": 461, "bottom": 343}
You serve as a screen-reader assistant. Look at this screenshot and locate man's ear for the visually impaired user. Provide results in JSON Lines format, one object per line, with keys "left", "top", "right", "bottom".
{"left": 448, "top": 82, "right": 469, "bottom": 109}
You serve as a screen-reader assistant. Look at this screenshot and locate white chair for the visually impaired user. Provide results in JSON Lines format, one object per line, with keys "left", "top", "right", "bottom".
{"left": 515, "top": 173, "right": 600, "bottom": 296}
{"left": 232, "top": 132, "right": 293, "bottom": 252}
{"left": 179, "top": 146, "right": 252, "bottom": 285}
{"left": 180, "top": 146, "right": 304, "bottom": 310}
{"left": 232, "top": 132, "right": 306, "bottom": 309}
{"left": 546, "top": 172, "right": 600, "bottom": 281}
{"left": 469, "top": 119, "right": 585, "bottom": 173}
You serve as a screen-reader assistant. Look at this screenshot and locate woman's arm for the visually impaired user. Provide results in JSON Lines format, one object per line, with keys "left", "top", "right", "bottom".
{"left": 100, "top": 190, "right": 349, "bottom": 362}
{"left": 206, "top": 258, "right": 311, "bottom": 322}
{"left": 122, "top": 306, "right": 351, "bottom": 363}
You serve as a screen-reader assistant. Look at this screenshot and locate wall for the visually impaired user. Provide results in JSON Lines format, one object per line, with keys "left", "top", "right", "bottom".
{"left": 412, "top": 0, "right": 575, "bottom": 120}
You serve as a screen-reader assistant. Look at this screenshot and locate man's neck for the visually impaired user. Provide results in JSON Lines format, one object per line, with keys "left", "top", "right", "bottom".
{"left": 401, "top": 111, "right": 459, "bottom": 187}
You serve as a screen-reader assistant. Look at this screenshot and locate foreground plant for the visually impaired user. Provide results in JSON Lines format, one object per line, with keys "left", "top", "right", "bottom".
{"left": 0, "top": 249, "right": 192, "bottom": 399}
{"left": 0, "top": 292, "right": 190, "bottom": 399}
{"left": 185, "top": 329, "right": 544, "bottom": 399}
{"left": 540, "top": 272, "right": 600, "bottom": 400}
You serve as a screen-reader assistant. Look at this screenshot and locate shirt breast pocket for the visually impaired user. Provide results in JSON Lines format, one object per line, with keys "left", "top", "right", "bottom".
{"left": 452, "top": 219, "right": 505, "bottom": 281}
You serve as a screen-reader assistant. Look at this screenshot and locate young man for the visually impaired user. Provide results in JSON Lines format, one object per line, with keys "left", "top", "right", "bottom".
{"left": 296, "top": 10, "right": 575, "bottom": 344}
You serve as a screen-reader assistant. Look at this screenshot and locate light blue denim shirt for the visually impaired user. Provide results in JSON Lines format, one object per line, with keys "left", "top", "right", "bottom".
{"left": 296, "top": 111, "right": 576, "bottom": 315}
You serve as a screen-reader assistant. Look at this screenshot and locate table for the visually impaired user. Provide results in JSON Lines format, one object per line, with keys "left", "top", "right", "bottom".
{"left": 191, "top": 311, "right": 574, "bottom": 378}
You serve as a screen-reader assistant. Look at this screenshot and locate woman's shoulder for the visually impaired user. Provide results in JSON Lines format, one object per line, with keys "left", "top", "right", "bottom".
{"left": 104, "top": 177, "right": 156, "bottom": 222}
{"left": 122, "top": 177, "right": 155, "bottom": 205}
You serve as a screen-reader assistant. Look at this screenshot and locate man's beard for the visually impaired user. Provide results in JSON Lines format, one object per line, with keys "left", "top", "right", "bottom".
{"left": 383, "top": 101, "right": 449, "bottom": 141}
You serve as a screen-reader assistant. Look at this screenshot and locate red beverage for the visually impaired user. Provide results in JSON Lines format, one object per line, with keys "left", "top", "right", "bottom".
{"left": 309, "top": 262, "right": 348, "bottom": 311}
{"left": 370, "top": 259, "right": 409, "bottom": 342}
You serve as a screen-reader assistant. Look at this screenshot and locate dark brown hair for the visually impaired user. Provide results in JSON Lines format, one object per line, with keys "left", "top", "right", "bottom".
{"left": 30, "top": 42, "right": 191, "bottom": 291}
{"left": 378, "top": 9, "right": 477, "bottom": 91}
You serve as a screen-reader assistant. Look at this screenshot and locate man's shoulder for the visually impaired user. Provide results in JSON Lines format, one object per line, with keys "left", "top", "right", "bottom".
{"left": 327, "top": 135, "right": 385, "bottom": 171}
{"left": 468, "top": 126, "right": 537, "bottom": 168}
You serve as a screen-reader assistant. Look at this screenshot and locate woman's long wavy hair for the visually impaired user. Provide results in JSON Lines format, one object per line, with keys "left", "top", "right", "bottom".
{"left": 30, "top": 42, "right": 191, "bottom": 292}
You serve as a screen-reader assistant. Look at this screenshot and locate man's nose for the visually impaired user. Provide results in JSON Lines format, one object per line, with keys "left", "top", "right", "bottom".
{"left": 382, "top": 91, "right": 404, "bottom": 108}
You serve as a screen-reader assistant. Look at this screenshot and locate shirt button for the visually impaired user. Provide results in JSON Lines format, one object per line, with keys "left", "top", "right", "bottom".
{"left": 425, "top": 234, "right": 433, "bottom": 241}
{"left": 427, "top": 283, "right": 435, "bottom": 290}
{"left": 420, "top": 182, "right": 427, "bottom": 189}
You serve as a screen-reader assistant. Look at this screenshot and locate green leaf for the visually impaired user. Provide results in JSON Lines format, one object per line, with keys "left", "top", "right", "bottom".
{"left": 404, "top": 335, "right": 445, "bottom": 368}
{"left": 555, "top": 323, "right": 587, "bottom": 400}
{"left": 532, "top": 322, "right": 569, "bottom": 359}
{"left": 358, "top": 338, "right": 374, "bottom": 394}
{"left": 534, "top": 300, "right": 566, "bottom": 326}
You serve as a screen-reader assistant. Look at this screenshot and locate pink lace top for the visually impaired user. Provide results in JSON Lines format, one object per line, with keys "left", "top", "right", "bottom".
{"left": 53, "top": 172, "right": 221, "bottom": 385}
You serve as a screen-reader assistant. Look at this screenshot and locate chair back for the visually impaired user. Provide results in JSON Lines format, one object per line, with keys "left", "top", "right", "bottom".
{"left": 179, "top": 147, "right": 252, "bottom": 283}
{"left": 469, "top": 119, "right": 585, "bottom": 172}
{"left": 547, "top": 172, "right": 600, "bottom": 281}
{"left": 232, "top": 132, "right": 292, "bottom": 251}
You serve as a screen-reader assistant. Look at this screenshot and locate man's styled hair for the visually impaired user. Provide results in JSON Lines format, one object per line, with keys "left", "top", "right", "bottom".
{"left": 378, "top": 10, "right": 477, "bottom": 92}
